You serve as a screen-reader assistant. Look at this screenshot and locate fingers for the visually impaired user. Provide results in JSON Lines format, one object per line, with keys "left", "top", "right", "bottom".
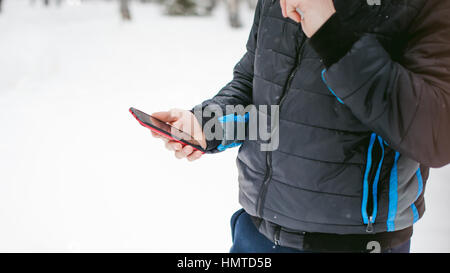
{"left": 174, "top": 145, "right": 201, "bottom": 161}
{"left": 286, "top": 4, "right": 302, "bottom": 23}
{"left": 151, "top": 109, "right": 204, "bottom": 161}
{"left": 165, "top": 140, "right": 182, "bottom": 151}
{"left": 281, "top": 0, "right": 303, "bottom": 23}
{"left": 187, "top": 150, "right": 203, "bottom": 162}
{"left": 174, "top": 150, "right": 185, "bottom": 159}
{"left": 164, "top": 141, "right": 201, "bottom": 161}
{"left": 180, "top": 145, "right": 194, "bottom": 158}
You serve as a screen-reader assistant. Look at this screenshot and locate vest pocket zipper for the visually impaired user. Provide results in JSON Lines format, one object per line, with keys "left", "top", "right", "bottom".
{"left": 362, "top": 133, "right": 385, "bottom": 233}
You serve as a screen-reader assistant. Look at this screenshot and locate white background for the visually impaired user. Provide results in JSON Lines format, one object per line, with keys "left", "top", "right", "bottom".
{"left": 0, "top": 0, "right": 449, "bottom": 252}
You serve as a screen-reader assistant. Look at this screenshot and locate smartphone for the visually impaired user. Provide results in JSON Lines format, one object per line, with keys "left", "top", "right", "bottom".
{"left": 129, "top": 107, "right": 206, "bottom": 153}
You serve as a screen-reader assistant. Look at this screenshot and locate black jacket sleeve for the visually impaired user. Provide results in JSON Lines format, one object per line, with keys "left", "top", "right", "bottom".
{"left": 191, "top": 0, "right": 262, "bottom": 152}
{"left": 310, "top": 0, "right": 450, "bottom": 168}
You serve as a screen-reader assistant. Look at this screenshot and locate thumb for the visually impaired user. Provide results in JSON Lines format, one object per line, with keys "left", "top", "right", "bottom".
{"left": 151, "top": 110, "right": 180, "bottom": 123}
{"left": 286, "top": 4, "right": 302, "bottom": 23}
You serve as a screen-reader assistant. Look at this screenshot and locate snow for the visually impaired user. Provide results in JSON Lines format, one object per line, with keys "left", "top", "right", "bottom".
{"left": 0, "top": 0, "right": 449, "bottom": 253}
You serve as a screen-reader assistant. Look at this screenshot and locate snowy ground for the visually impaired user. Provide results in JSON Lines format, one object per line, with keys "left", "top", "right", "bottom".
{"left": 0, "top": 0, "right": 449, "bottom": 252}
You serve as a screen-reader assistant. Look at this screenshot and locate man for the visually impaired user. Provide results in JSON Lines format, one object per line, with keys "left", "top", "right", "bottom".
{"left": 151, "top": 0, "right": 450, "bottom": 252}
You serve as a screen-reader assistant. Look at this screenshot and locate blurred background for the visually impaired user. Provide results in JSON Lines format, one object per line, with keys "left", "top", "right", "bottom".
{"left": 0, "top": 0, "right": 449, "bottom": 252}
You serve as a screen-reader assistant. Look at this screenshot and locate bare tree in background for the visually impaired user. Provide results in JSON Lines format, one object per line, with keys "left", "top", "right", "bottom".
{"left": 165, "top": 0, "right": 215, "bottom": 16}
{"left": 30, "top": 0, "right": 63, "bottom": 6}
{"left": 227, "top": 0, "right": 257, "bottom": 28}
{"left": 120, "top": 0, "right": 131, "bottom": 21}
{"left": 227, "top": 0, "right": 241, "bottom": 28}
{"left": 164, "top": 0, "right": 257, "bottom": 28}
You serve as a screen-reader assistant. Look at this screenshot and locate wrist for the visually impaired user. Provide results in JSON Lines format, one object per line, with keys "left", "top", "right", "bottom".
{"left": 309, "top": 12, "right": 360, "bottom": 68}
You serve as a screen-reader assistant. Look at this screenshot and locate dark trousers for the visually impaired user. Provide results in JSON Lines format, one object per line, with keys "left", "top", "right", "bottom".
{"left": 229, "top": 208, "right": 411, "bottom": 253}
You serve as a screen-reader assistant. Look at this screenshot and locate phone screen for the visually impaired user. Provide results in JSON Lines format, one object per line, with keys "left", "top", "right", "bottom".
{"left": 129, "top": 107, "right": 205, "bottom": 152}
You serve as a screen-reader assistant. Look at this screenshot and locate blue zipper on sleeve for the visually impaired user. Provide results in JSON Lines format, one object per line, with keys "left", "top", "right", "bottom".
{"left": 321, "top": 69, "right": 345, "bottom": 104}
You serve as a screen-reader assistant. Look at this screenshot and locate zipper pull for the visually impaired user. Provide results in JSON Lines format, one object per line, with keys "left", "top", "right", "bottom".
{"left": 274, "top": 227, "right": 281, "bottom": 246}
{"left": 366, "top": 216, "right": 374, "bottom": 233}
{"left": 274, "top": 238, "right": 280, "bottom": 246}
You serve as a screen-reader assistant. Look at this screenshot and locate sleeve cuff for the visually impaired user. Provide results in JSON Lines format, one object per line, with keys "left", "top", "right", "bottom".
{"left": 309, "top": 12, "right": 360, "bottom": 68}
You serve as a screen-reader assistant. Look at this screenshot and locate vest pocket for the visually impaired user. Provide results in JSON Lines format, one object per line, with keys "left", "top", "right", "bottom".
{"left": 361, "top": 133, "right": 385, "bottom": 233}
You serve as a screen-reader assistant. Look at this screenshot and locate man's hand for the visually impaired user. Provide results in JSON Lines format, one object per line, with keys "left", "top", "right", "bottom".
{"left": 280, "top": 0, "right": 336, "bottom": 38}
{"left": 151, "top": 109, "right": 206, "bottom": 161}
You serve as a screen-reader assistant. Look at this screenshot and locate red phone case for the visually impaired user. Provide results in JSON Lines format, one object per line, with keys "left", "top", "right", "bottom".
{"left": 129, "top": 108, "right": 205, "bottom": 154}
